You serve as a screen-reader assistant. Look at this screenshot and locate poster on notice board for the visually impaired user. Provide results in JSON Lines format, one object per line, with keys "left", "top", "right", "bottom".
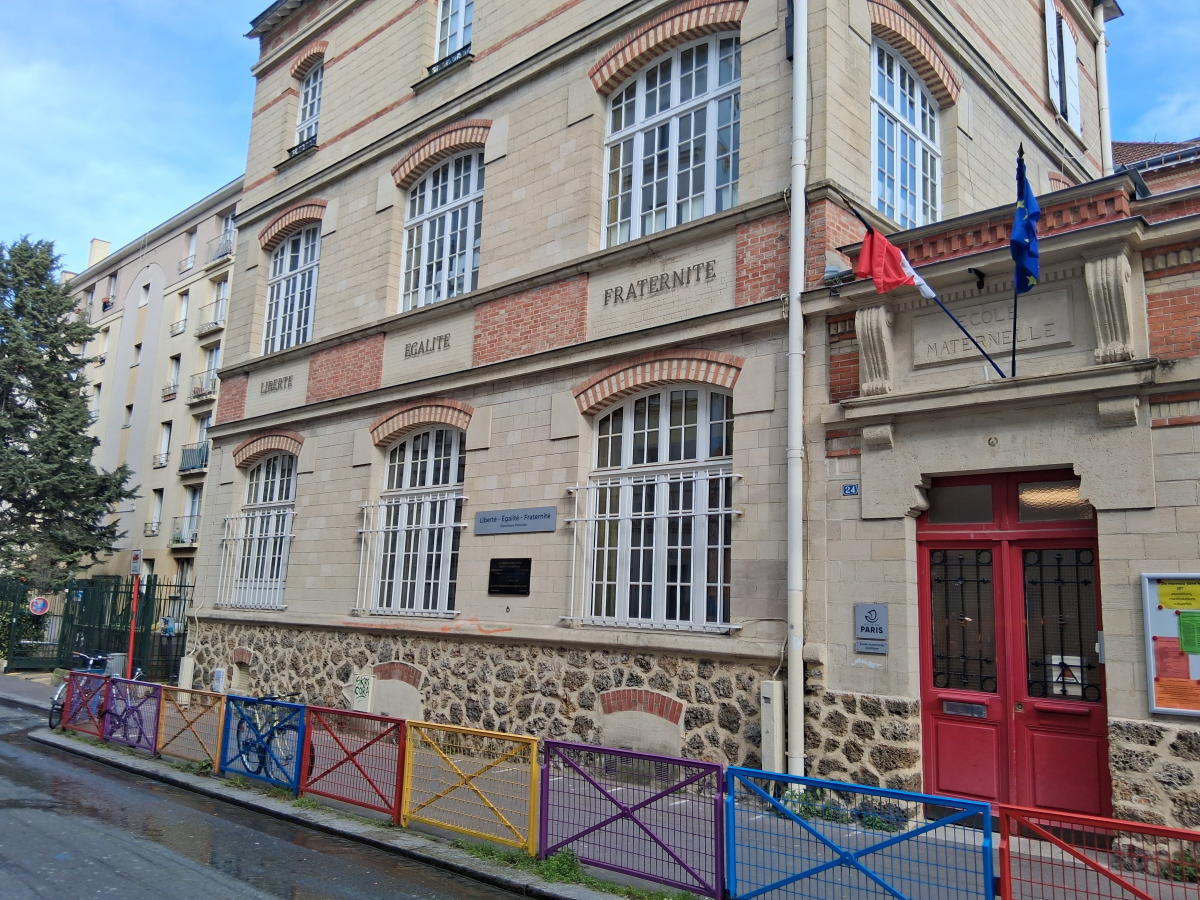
{"left": 1143, "top": 574, "right": 1200, "bottom": 715}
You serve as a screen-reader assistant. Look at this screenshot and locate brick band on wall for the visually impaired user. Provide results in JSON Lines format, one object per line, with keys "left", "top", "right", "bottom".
{"left": 214, "top": 372, "right": 249, "bottom": 425}
{"left": 573, "top": 348, "right": 744, "bottom": 415}
{"left": 306, "top": 334, "right": 385, "bottom": 404}
{"left": 472, "top": 275, "right": 588, "bottom": 366}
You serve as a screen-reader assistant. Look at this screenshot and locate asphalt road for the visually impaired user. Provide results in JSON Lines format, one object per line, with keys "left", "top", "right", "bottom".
{"left": 0, "top": 701, "right": 516, "bottom": 900}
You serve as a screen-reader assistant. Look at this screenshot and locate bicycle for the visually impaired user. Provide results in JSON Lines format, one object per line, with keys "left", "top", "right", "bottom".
{"left": 232, "top": 692, "right": 303, "bottom": 783}
{"left": 48, "top": 652, "right": 143, "bottom": 730}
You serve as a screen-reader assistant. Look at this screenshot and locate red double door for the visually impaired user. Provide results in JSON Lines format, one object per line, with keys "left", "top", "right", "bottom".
{"left": 918, "top": 470, "right": 1111, "bottom": 816}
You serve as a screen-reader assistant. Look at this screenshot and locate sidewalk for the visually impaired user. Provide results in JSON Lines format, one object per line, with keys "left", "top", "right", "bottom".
{"left": 28, "top": 728, "right": 612, "bottom": 900}
{"left": 0, "top": 673, "right": 55, "bottom": 712}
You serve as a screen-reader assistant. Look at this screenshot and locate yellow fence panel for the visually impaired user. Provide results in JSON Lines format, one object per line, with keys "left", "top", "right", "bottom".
{"left": 156, "top": 687, "right": 226, "bottom": 771}
{"left": 401, "top": 721, "right": 539, "bottom": 855}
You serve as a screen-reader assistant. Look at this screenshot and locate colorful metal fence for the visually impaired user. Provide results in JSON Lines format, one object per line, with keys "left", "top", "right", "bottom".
{"left": 156, "top": 686, "right": 226, "bottom": 770}
{"left": 219, "top": 695, "right": 306, "bottom": 792}
{"left": 301, "top": 706, "right": 405, "bottom": 822}
{"left": 103, "top": 677, "right": 161, "bottom": 753}
{"left": 726, "top": 767, "right": 994, "bottom": 900}
{"left": 1000, "top": 804, "right": 1200, "bottom": 899}
{"left": 62, "top": 672, "right": 108, "bottom": 738}
{"left": 541, "top": 740, "right": 723, "bottom": 897}
{"left": 402, "top": 721, "right": 539, "bottom": 854}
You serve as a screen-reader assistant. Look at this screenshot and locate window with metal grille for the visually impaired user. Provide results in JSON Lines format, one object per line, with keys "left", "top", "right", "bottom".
{"left": 296, "top": 63, "right": 323, "bottom": 145}
{"left": 219, "top": 452, "right": 297, "bottom": 609}
{"left": 401, "top": 151, "right": 484, "bottom": 312}
{"left": 357, "top": 427, "right": 466, "bottom": 615}
{"left": 574, "top": 388, "right": 734, "bottom": 630}
{"left": 264, "top": 225, "right": 319, "bottom": 354}
{"left": 929, "top": 548, "right": 998, "bottom": 693}
{"left": 1024, "top": 548, "right": 1101, "bottom": 701}
{"left": 603, "top": 35, "right": 741, "bottom": 248}
{"left": 872, "top": 40, "right": 940, "bottom": 229}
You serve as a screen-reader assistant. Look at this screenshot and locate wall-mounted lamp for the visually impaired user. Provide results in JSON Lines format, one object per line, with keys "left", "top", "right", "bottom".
{"left": 823, "top": 265, "right": 855, "bottom": 296}
{"left": 967, "top": 268, "right": 986, "bottom": 290}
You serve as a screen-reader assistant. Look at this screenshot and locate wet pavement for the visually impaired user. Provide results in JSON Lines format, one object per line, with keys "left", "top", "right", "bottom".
{"left": 0, "top": 701, "right": 516, "bottom": 900}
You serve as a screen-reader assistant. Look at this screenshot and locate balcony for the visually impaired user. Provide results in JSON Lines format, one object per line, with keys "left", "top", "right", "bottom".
{"left": 162, "top": 382, "right": 178, "bottom": 401}
{"left": 188, "top": 370, "right": 218, "bottom": 404}
{"left": 194, "top": 300, "right": 226, "bottom": 337}
{"left": 428, "top": 43, "right": 472, "bottom": 77}
{"left": 179, "top": 440, "right": 211, "bottom": 473}
{"left": 287, "top": 134, "right": 318, "bottom": 159}
{"left": 170, "top": 318, "right": 187, "bottom": 336}
{"left": 178, "top": 254, "right": 195, "bottom": 274}
{"left": 206, "top": 232, "right": 234, "bottom": 264}
{"left": 101, "top": 297, "right": 114, "bottom": 312}
{"left": 171, "top": 516, "right": 201, "bottom": 547}
{"left": 144, "top": 521, "right": 161, "bottom": 537}
{"left": 152, "top": 452, "right": 169, "bottom": 469}
{"left": 94, "top": 353, "right": 106, "bottom": 367}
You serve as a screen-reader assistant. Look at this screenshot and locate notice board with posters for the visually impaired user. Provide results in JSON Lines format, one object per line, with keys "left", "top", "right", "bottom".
{"left": 1143, "top": 574, "right": 1200, "bottom": 715}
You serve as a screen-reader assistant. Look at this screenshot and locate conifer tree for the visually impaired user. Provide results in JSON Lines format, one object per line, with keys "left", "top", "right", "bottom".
{"left": 0, "top": 238, "right": 137, "bottom": 584}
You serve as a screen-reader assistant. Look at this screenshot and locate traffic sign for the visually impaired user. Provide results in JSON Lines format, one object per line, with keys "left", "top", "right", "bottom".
{"left": 28, "top": 596, "right": 49, "bottom": 616}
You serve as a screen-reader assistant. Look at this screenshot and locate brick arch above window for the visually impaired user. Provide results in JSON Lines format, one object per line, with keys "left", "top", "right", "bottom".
{"left": 390, "top": 120, "right": 492, "bottom": 191}
{"left": 588, "top": 0, "right": 747, "bottom": 95}
{"left": 257, "top": 199, "right": 328, "bottom": 251}
{"left": 869, "top": 0, "right": 960, "bottom": 107}
{"left": 232, "top": 429, "right": 305, "bottom": 468}
{"left": 369, "top": 398, "right": 474, "bottom": 447}
{"left": 599, "top": 689, "right": 684, "bottom": 725}
{"left": 289, "top": 40, "right": 328, "bottom": 79}
{"left": 573, "top": 349, "right": 744, "bottom": 415}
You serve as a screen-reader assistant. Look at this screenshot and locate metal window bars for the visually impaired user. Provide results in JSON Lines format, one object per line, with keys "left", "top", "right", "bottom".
{"left": 179, "top": 440, "right": 211, "bottom": 472}
{"left": 170, "top": 318, "right": 187, "bottom": 336}
{"left": 218, "top": 508, "right": 296, "bottom": 609}
{"left": 161, "top": 382, "right": 178, "bottom": 400}
{"left": 171, "top": 515, "right": 201, "bottom": 546}
{"left": 178, "top": 254, "right": 195, "bottom": 274}
{"left": 565, "top": 465, "right": 740, "bottom": 632}
{"left": 355, "top": 493, "right": 466, "bottom": 616}
{"left": 206, "top": 231, "right": 234, "bottom": 264}
{"left": 189, "top": 370, "right": 218, "bottom": 403}
{"left": 194, "top": 299, "right": 227, "bottom": 337}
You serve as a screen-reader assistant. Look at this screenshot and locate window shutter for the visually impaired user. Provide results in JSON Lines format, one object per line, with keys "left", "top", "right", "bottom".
{"left": 1063, "top": 23, "right": 1081, "bottom": 128}
{"left": 1044, "top": 0, "right": 1062, "bottom": 114}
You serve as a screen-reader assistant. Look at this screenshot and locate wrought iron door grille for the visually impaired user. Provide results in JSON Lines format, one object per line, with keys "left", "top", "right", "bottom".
{"left": 1023, "top": 548, "right": 1101, "bottom": 701}
{"left": 930, "top": 549, "right": 998, "bottom": 692}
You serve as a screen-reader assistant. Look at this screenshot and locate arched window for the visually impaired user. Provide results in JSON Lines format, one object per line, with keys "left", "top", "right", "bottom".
{"left": 579, "top": 387, "right": 734, "bottom": 629}
{"left": 359, "top": 427, "right": 466, "bottom": 614}
{"left": 264, "top": 225, "right": 320, "bottom": 354}
{"left": 603, "top": 35, "right": 741, "bottom": 247}
{"left": 219, "top": 452, "right": 297, "bottom": 609}
{"left": 296, "top": 63, "right": 323, "bottom": 146}
{"left": 872, "top": 39, "right": 940, "bottom": 229}
{"left": 401, "top": 151, "right": 484, "bottom": 312}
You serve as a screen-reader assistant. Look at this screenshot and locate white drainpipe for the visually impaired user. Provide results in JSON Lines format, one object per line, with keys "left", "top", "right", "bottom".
{"left": 1094, "top": 3, "right": 1114, "bottom": 176}
{"left": 786, "top": 0, "right": 810, "bottom": 778}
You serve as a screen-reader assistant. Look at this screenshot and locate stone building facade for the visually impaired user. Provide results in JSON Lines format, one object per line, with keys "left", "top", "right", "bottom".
{"left": 175, "top": 0, "right": 1200, "bottom": 828}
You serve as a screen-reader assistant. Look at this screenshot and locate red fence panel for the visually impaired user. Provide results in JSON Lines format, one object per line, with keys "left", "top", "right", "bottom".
{"left": 300, "top": 706, "right": 405, "bottom": 823}
{"left": 63, "top": 672, "right": 108, "bottom": 739}
{"left": 1000, "top": 804, "right": 1200, "bottom": 899}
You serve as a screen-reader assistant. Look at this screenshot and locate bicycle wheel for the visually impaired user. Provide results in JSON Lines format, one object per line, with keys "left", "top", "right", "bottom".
{"left": 267, "top": 725, "right": 299, "bottom": 776}
{"left": 236, "top": 717, "right": 267, "bottom": 775}
{"left": 122, "top": 709, "right": 146, "bottom": 747}
{"left": 48, "top": 702, "right": 63, "bottom": 730}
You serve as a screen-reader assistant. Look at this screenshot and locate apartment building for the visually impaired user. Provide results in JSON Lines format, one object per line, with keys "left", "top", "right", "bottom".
{"left": 177, "top": 0, "right": 1200, "bottom": 827}
{"left": 71, "top": 179, "right": 243, "bottom": 586}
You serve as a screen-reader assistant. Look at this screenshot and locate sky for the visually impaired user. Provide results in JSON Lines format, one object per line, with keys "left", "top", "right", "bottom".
{"left": 1, "top": 1, "right": 1198, "bottom": 275}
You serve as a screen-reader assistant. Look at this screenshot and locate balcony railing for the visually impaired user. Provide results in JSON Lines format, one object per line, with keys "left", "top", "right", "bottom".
{"left": 162, "top": 382, "right": 178, "bottom": 400}
{"left": 178, "top": 254, "right": 195, "bottom": 274}
{"left": 428, "top": 43, "right": 472, "bottom": 77}
{"left": 171, "top": 516, "right": 201, "bottom": 546}
{"left": 206, "top": 232, "right": 235, "bottom": 264}
{"left": 287, "top": 134, "right": 318, "bottom": 159}
{"left": 170, "top": 318, "right": 187, "bottom": 336}
{"left": 188, "top": 370, "right": 218, "bottom": 404}
{"left": 144, "top": 521, "right": 161, "bottom": 537}
{"left": 152, "top": 452, "right": 169, "bottom": 468}
{"left": 94, "top": 353, "right": 106, "bottom": 367}
{"left": 194, "top": 300, "right": 227, "bottom": 337}
{"left": 179, "top": 440, "right": 211, "bottom": 473}
{"left": 101, "top": 297, "right": 114, "bottom": 312}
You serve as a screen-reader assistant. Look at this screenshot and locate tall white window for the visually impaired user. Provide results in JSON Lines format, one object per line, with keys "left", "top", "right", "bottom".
{"left": 436, "top": 0, "right": 473, "bottom": 60}
{"left": 1044, "top": 1, "right": 1081, "bottom": 131}
{"left": 402, "top": 151, "right": 484, "bottom": 312}
{"left": 574, "top": 387, "right": 734, "bottom": 630}
{"left": 604, "top": 35, "right": 741, "bottom": 247}
{"left": 296, "top": 63, "right": 323, "bottom": 145}
{"left": 219, "top": 452, "right": 297, "bottom": 609}
{"left": 264, "top": 226, "right": 319, "bottom": 354}
{"left": 151, "top": 489, "right": 164, "bottom": 526}
{"left": 872, "top": 40, "right": 940, "bottom": 229}
{"left": 91, "top": 383, "right": 102, "bottom": 414}
{"left": 358, "top": 427, "right": 466, "bottom": 615}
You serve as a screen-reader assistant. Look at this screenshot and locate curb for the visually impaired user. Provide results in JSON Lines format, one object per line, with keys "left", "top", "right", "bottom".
{"left": 0, "top": 689, "right": 53, "bottom": 713}
{"left": 28, "top": 729, "right": 609, "bottom": 900}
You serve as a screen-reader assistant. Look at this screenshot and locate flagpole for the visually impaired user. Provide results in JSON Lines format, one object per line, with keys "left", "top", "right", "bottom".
{"left": 1010, "top": 281, "right": 1019, "bottom": 377}
{"left": 1011, "top": 144, "right": 1026, "bottom": 378}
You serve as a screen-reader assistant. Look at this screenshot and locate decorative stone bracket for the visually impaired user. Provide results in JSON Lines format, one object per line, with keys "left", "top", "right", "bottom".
{"left": 855, "top": 305, "right": 895, "bottom": 397}
{"left": 1098, "top": 395, "right": 1139, "bottom": 428}
{"left": 1085, "top": 254, "right": 1134, "bottom": 365}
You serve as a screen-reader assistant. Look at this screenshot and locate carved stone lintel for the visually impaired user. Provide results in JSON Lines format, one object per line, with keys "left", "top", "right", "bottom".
{"left": 1098, "top": 395, "right": 1139, "bottom": 428}
{"left": 1085, "top": 254, "right": 1133, "bottom": 365}
{"left": 862, "top": 423, "right": 895, "bottom": 451}
{"left": 855, "top": 304, "right": 895, "bottom": 396}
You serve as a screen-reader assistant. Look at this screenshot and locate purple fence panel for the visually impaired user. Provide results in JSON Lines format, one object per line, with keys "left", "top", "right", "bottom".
{"left": 103, "top": 678, "right": 161, "bottom": 753}
{"left": 541, "top": 740, "right": 723, "bottom": 898}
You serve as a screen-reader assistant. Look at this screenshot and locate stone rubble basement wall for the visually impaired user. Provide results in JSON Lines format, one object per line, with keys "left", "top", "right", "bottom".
{"left": 1109, "top": 717, "right": 1200, "bottom": 830}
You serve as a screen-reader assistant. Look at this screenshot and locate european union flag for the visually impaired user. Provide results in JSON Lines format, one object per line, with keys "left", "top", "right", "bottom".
{"left": 1010, "top": 147, "right": 1041, "bottom": 295}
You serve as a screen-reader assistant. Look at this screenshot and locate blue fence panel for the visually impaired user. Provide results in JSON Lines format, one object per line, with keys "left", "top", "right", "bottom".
{"left": 219, "top": 695, "right": 306, "bottom": 793}
{"left": 726, "top": 767, "right": 993, "bottom": 900}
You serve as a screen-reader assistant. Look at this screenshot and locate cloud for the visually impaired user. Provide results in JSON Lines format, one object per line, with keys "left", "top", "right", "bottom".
{"left": 1130, "top": 92, "right": 1200, "bottom": 145}
{"left": 1107, "top": 1, "right": 1200, "bottom": 142}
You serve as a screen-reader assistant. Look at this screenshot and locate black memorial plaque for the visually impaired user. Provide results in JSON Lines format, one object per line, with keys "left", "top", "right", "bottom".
{"left": 488, "top": 558, "right": 532, "bottom": 596}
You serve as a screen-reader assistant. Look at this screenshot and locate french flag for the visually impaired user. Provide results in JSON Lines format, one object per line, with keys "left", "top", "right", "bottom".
{"left": 855, "top": 229, "right": 935, "bottom": 300}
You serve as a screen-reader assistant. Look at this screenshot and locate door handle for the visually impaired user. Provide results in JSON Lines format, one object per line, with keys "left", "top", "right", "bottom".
{"left": 1032, "top": 702, "right": 1090, "bottom": 716}
{"left": 1014, "top": 702, "right": 1024, "bottom": 712}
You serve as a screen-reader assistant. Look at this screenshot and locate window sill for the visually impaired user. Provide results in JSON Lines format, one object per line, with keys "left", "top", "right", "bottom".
{"left": 560, "top": 616, "right": 740, "bottom": 635}
{"left": 412, "top": 48, "right": 473, "bottom": 93}
{"left": 351, "top": 608, "right": 459, "bottom": 619}
{"left": 275, "top": 143, "right": 318, "bottom": 172}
